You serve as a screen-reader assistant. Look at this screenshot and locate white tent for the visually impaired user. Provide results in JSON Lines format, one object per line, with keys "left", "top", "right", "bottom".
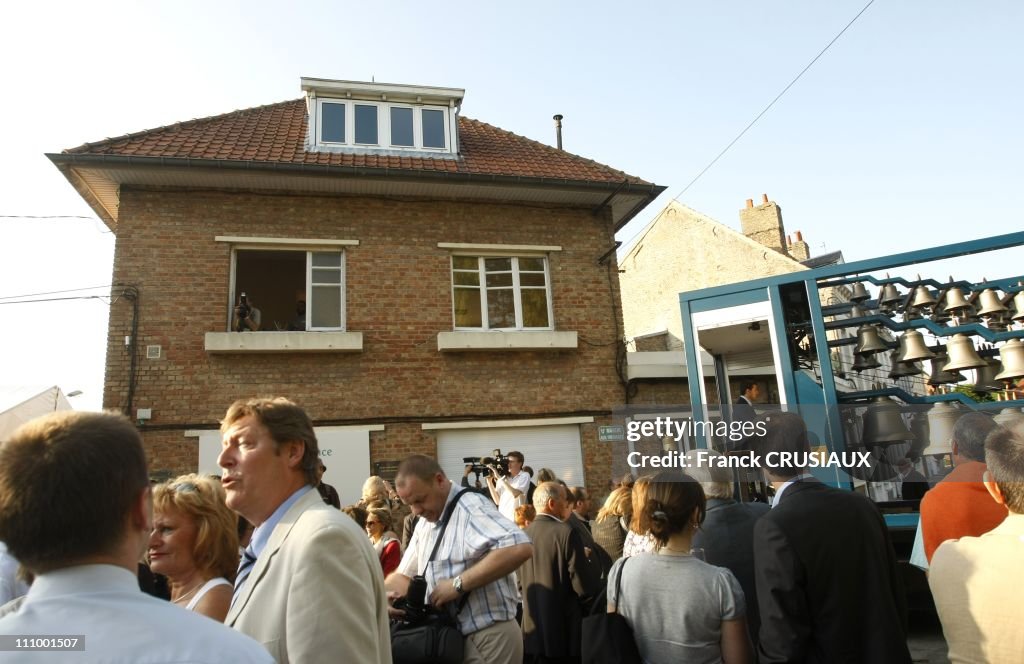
{"left": 0, "top": 386, "right": 74, "bottom": 440}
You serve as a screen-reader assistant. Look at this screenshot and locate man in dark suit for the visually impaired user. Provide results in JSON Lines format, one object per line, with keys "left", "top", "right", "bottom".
{"left": 751, "top": 412, "right": 911, "bottom": 664}
{"left": 896, "top": 458, "right": 928, "bottom": 501}
{"left": 520, "top": 482, "right": 600, "bottom": 664}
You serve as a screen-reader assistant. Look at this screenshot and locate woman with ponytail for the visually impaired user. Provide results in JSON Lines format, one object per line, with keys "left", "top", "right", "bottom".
{"left": 605, "top": 469, "right": 752, "bottom": 664}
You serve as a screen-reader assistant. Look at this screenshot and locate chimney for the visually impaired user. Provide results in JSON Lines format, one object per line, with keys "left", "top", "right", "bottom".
{"left": 553, "top": 114, "right": 563, "bottom": 150}
{"left": 787, "top": 230, "right": 811, "bottom": 261}
{"left": 739, "top": 193, "right": 788, "bottom": 255}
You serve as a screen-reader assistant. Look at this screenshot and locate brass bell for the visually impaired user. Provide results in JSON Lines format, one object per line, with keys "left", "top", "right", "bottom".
{"left": 994, "top": 339, "right": 1024, "bottom": 381}
{"left": 942, "top": 334, "right": 987, "bottom": 372}
{"left": 855, "top": 325, "right": 889, "bottom": 355}
{"left": 852, "top": 352, "right": 881, "bottom": 372}
{"left": 888, "top": 349, "right": 922, "bottom": 378}
{"left": 993, "top": 408, "right": 1024, "bottom": 428}
{"left": 861, "top": 396, "right": 914, "bottom": 445}
{"left": 849, "top": 303, "right": 869, "bottom": 319}
{"left": 943, "top": 286, "right": 973, "bottom": 314}
{"left": 849, "top": 282, "right": 870, "bottom": 302}
{"left": 878, "top": 283, "right": 903, "bottom": 309}
{"left": 910, "top": 284, "right": 937, "bottom": 311}
{"left": 1010, "top": 289, "right": 1024, "bottom": 322}
{"left": 972, "top": 359, "right": 1004, "bottom": 393}
{"left": 976, "top": 288, "right": 1007, "bottom": 318}
{"left": 927, "top": 348, "right": 963, "bottom": 385}
{"left": 895, "top": 329, "right": 935, "bottom": 363}
{"left": 923, "top": 402, "right": 961, "bottom": 455}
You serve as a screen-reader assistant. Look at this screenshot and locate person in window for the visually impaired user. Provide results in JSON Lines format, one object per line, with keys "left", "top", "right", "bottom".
{"left": 233, "top": 292, "right": 262, "bottom": 332}
{"left": 286, "top": 300, "right": 306, "bottom": 331}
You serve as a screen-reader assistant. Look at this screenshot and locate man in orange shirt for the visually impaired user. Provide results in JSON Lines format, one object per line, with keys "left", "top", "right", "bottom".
{"left": 919, "top": 412, "right": 1007, "bottom": 562}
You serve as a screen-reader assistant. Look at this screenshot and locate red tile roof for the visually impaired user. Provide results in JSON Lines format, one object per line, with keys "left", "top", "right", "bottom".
{"left": 64, "top": 99, "right": 652, "bottom": 186}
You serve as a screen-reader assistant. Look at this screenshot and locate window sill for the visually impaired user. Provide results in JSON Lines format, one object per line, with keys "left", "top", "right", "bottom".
{"left": 205, "top": 331, "right": 363, "bottom": 354}
{"left": 437, "top": 331, "right": 578, "bottom": 352}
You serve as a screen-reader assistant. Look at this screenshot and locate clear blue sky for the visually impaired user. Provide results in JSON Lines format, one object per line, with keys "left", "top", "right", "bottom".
{"left": 2, "top": 1, "right": 1022, "bottom": 412}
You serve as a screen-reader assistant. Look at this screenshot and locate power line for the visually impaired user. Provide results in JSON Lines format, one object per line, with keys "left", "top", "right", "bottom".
{"left": 0, "top": 285, "right": 113, "bottom": 301}
{"left": 0, "top": 295, "right": 112, "bottom": 305}
{"left": 619, "top": 0, "right": 877, "bottom": 253}
{"left": 0, "top": 215, "right": 96, "bottom": 219}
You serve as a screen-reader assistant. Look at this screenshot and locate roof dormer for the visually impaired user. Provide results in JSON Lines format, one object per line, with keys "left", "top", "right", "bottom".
{"left": 301, "top": 77, "right": 463, "bottom": 157}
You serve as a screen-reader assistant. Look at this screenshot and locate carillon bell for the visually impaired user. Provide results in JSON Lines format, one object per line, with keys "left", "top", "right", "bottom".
{"left": 878, "top": 283, "right": 903, "bottom": 309}
{"left": 923, "top": 402, "right": 961, "bottom": 456}
{"left": 993, "top": 408, "right": 1024, "bottom": 428}
{"left": 861, "top": 396, "right": 914, "bottom": 446}
{"left": 942, "top": 334, "right": 987, "bottom": 372}
{"left": 994, "top": 339, "right": 1024, "bottom": 382}
{"left": 976, "top": 288, "right": 1007, "bottom": 318}
{"left": 972, "top": 359, "right": 1004, "bottom": 393}
{"left": 849, "top": 303, "right": 869, "bottom": 319}
{"left": 849, "top": 282, "right": 870, "bottom": 303}
{"left": 1011, "top": 290, "right": 1024, "bottom": 322}
{"left": 895, "top": 329, "right": 935, "bottom": 363}
{"left": 910, "top": 284, "right": 937, "bottom": 311}
{"left": 855, "top": 325, "right": 889, "bottom": 355}
{"left": 852, "top": 352, "right": 881, "bottom": 372}
{"left": 888, "top": 349, "right": 922, "bottom": 378}
{"left": 927, "top": 348, "right": 962, "bottom": 385}
{"left": 943, "top": 286, "right": 973, "bottom": 314}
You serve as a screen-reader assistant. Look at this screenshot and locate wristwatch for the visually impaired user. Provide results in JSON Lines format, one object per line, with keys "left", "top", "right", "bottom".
{"left": 453, "top": 575, "right": 465, "bottom": 594}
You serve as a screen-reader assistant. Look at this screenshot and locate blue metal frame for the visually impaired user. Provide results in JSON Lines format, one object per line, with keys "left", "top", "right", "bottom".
{"left": 676, "top": 230, "right": 1024, "bottom": 478}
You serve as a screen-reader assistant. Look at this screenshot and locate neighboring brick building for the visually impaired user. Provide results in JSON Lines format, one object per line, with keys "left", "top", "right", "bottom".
{"left": 48, "top": 78, "right": 664, "bottom": 503}
{"left": 619, "top": 195, "right": 843, "bottom": 412}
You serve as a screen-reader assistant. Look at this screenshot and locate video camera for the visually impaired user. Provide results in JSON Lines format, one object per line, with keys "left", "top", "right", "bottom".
{"left": 463, "top": 449, "right": 510, "bottom": 478}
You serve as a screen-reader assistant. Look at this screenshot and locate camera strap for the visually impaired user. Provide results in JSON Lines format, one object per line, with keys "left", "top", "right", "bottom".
{"left": 425, "top": 487, "right": 473, "bottom": 567}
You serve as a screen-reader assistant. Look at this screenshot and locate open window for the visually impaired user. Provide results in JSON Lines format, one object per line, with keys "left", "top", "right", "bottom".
{"left": 232, "top": 248, "right": 345, "bottom": 332}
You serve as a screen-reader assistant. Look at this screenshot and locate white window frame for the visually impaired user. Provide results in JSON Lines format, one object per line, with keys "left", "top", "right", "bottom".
{"left": 229, "top": 246, "right": 347, "bottom": 332}
{"left": 315, "top": 98, "right": 450, "bottom": 152}
{"left": 451, "top": 255, "right": 554, "bottom": 331}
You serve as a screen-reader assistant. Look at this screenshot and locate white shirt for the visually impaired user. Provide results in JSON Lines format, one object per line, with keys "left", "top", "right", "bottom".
{"left": 494, "top": 471, "right": 531, "bottom": 522}
{"left": 0, "top": 542, "right": 28, "bottom": 605}
{"left": 771, "top": 473, "right": 816, "bottom": 508}
{"left": 0, "top": 564, "right": 272, "bottom": 664}
{"left": 397, "top": 483, "right": 530, "bottom": 634}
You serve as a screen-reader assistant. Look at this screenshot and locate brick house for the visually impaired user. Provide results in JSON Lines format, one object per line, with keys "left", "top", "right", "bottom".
{"left": 48, "top": 78, "right": 664, "bottom": 503}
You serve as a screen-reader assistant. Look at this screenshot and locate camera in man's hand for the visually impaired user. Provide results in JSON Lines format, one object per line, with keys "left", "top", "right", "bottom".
{"left": 236, "top": 292, "right": 251, "bottom": 319}
{"left": 392, "top": 575, "right": 431, "bottom": 624}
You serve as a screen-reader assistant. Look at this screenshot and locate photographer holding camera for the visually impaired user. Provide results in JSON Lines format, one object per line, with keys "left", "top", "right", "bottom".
{"left": 388, "top": 455, "right": 532, "bottom": 664}
{"left": 486, "top": 450, "right": 529, "bottom": 523}
{"left": 232, "top": 292, "right": 262, "bottom": 332}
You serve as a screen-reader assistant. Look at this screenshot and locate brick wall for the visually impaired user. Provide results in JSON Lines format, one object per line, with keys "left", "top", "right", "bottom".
{"left": 105, "top": 187, "right": 627, "bottom": 494}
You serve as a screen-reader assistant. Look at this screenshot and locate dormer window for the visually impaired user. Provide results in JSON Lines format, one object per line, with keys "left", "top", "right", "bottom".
{"left": 303, "top": 78, "right": 463, "bottom": 156}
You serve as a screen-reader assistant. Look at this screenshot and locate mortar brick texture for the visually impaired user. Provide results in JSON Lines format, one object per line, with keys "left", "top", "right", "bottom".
{"left": 104, "top": 188, "right": 628, "bottom": 494}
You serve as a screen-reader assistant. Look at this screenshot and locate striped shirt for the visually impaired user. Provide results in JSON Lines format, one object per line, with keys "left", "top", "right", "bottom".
{"left": 397, "top": 482, "right": 530, "bottom": 635}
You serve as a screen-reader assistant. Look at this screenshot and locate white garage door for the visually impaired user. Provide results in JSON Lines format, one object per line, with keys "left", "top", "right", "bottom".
{"left": 436, "top": 424, "right": 585, "bottom": 488}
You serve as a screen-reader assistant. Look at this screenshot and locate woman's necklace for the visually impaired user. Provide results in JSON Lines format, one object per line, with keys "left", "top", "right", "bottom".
{"left": 171, "top": 580, "right": 205, "bottom": 605}
{"left": 658, "top": 545, "right": 692, "bottom": 556}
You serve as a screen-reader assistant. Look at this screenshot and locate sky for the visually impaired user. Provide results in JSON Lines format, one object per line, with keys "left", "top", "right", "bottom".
{"left": 1, "top": 1, "right": 1022, "bottom": 413}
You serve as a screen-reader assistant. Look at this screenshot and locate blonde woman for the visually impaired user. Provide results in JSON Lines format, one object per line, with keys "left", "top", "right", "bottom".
{"left": 364, "top": 503, "right": 401, "bottom": 577}
{"left": 622, "top": 475, "right": 657, "bottom": 557}
{"left": 592, "top": 486, "right": 632, "bottom": 561}
{"left": 148, "top": 474, "right": 239, "bottom": 621}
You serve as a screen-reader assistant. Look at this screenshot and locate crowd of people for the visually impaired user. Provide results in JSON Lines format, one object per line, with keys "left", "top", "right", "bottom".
{"left": 0, "top": 397, "right": 1021, "bottom": 663}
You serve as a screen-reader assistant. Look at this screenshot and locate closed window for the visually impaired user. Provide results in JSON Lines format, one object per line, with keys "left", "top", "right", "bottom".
{"left": 315, "top": 99, "right": 449, "bottom": 151}
{"left": 451, "top": 256, "right": 552, "bottom": 330}
{"left": 233, "top": 249, "right": 345, "bottom": 331}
